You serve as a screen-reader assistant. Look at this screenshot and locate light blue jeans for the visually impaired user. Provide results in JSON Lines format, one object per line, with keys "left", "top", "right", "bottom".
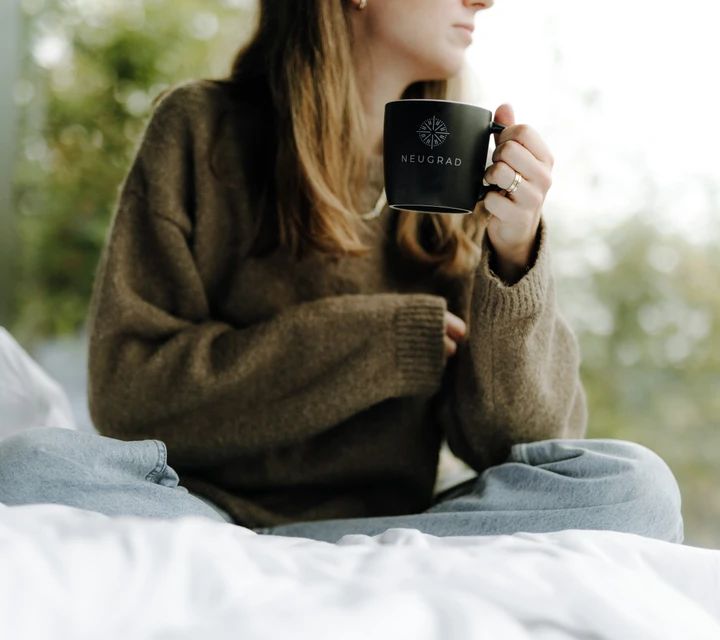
{"left": 0, "top": 427, "right": 684, "bottom": 544}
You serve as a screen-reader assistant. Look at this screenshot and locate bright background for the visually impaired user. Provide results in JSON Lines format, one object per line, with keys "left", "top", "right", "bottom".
{"left": 469, "top": 0, "right": 720, "bottom": 244}
{"left": 1, "top": 0, "right": 718, "bottom": 547}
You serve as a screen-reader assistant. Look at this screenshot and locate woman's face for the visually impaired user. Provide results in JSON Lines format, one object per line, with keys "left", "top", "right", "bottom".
{"left": 353, "top": 0, "right": 495, "bottom": 81}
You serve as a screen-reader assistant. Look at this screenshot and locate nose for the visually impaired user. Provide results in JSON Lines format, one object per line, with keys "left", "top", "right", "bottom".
{"left": 464, "top": 0, "right": 494, "bottom": 9}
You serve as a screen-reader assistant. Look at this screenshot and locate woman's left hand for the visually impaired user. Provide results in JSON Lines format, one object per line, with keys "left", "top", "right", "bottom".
{"left": 478, "top": 103, "right": 554, "bottom": 277}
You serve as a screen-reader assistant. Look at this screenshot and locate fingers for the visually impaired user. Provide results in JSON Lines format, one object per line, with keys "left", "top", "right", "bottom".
{"left": 484, "top": 139, "right": 552, "bottom": 213}
{"left": 489, "top": 140, "right": 553, "bottom": 190}
{"left": 443, "top": 311, "right": 465, "bottom": 358}
{"left": 483, "top": 172, "right": 545, "bottom": 217}
{"left": 444, "top": 335, "right": 457, "bottom": 358}
{"left": 444, "top": 311, "right": 467, "bottom": 340}
{"left": 496, "top": 123, "right": 554, "bottom": 168}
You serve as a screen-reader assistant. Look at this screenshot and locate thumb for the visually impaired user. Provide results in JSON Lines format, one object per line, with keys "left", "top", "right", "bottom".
{"left": 493, "top": 103, "right": 515, "bottom": 145}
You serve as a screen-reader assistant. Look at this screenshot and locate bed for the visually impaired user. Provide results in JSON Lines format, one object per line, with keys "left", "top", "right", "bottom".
{"left": 2, "top": 327, "right": 719, "bottom": 639}
{"left": 1, "top": 502, "right": 719, "bottom": 639}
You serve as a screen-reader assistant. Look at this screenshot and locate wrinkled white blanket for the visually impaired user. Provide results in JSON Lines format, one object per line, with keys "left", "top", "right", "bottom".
{"left": 1, "top": 503, "right": 718, "bottom": 640}
{"left": 0, "top": 326, "right": 77, "bottom": 438}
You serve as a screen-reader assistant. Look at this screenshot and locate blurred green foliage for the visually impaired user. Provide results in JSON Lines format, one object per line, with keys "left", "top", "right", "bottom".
{"left": 7, "top": 0, "right": 719, "bottom": 548}
{"left": 554, "top": 214, "right": 720, "bottom": 548}
{"left": 10, "top": 0, "right": 254, "bottom": 342}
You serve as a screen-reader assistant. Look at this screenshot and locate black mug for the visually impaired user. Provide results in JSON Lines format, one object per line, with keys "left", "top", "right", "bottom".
{"left": 383, "top": 99, "right": 506, "bottom": 214}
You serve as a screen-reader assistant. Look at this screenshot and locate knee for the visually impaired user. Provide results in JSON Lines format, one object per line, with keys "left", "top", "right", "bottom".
{"left": 0, "top": 427, "right": 75, "bottom": 460}
{"left": 0, "top": 428, "right": 77, "bottom": 499}
{"left": 592, "top": 438, "right": 685, "bottom": 544}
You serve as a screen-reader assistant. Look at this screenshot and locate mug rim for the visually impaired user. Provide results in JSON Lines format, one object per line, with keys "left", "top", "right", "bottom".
{"left": 389, "top": 203, "right": 472, "bottom": 214}
{"left": 385, "top": 98, "right": 490, "bottom": 112}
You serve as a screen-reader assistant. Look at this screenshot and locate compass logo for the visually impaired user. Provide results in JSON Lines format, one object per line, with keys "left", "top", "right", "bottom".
{"left": 417, "top": 115, "right": 450, "bottom": 149}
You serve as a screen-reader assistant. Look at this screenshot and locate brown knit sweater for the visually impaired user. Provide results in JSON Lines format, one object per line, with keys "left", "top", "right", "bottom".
{"left": 86, "top": 78, "right": 587, "bottom": 528}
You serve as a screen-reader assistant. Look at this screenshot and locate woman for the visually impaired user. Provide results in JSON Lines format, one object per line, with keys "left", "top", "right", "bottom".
{"left": 0, "top": 0, "right": 683, "bottom": 544}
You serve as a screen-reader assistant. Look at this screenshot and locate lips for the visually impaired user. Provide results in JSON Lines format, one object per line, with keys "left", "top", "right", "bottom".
{"left": 455, "top": 24, "right": 475, "bottom": 33}
{"left": 454, "top": 24, "right": 474, "bottom": 43}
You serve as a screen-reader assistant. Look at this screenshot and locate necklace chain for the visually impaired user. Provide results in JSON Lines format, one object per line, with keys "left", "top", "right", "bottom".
{"left": 360, "top": 188, "right": 387, "bottom": 220}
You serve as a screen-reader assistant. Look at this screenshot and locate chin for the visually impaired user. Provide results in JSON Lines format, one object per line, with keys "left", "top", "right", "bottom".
{"left": 430, "top": 51, "right": 466, "bottom": 78}
{"left": 411, "top": 47, "right": 466, "bottom": 83}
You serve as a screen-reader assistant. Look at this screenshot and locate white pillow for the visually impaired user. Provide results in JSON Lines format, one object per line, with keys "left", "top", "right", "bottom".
{"left": 0, "top": 326, "right": 77, "bottom": 440}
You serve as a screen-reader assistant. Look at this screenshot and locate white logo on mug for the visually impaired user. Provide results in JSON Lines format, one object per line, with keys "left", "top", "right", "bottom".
{"left": 417, "top": 115, "right": 450, "bottom": 149}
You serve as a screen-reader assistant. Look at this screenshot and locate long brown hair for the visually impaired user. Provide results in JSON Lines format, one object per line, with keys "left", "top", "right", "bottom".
{"left": 228, "top": 0, "right": 487, "bottom": 278}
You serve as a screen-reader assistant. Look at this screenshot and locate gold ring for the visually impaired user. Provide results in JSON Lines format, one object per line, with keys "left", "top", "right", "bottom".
{"left": 504, "top": 171, "right": 523, "bottom": 195}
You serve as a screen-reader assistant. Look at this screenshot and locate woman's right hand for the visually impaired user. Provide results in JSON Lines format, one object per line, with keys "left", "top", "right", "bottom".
{"left": 443, "top": 310, "right": 467, "bottom": 358}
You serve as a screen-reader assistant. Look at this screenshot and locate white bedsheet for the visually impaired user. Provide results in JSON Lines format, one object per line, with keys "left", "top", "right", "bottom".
{"left": 1, "top": 503, "right": 718, "bottom": 639}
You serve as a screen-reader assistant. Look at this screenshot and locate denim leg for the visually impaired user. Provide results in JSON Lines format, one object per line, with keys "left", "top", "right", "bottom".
{"left": 253, "top": 438, "right": 684, "bottom": 544}
{"left": 0, "top": 427, "right": 233, "bottom": 523}
{"left": 426, "top": 438, "right": 684, "bottom": 543}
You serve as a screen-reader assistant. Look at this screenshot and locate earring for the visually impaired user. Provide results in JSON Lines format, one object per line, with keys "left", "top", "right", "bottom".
{"left": 356, "top": 0, "right": 367, "bottom": 9}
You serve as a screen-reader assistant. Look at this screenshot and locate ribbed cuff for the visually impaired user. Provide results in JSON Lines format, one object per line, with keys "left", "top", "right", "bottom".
{"left": 393, "top": 294, "right": 447, "bottom": 396}
{"left": 475, "top": 215, "right": 551, "bottom": 320}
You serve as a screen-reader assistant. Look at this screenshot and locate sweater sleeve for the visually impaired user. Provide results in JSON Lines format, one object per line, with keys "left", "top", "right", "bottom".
{"left": 86, "top": 83, "right": 449, "bottom": 463}
{"left": 432, "top": 215, "right": 588, "bottom": 473}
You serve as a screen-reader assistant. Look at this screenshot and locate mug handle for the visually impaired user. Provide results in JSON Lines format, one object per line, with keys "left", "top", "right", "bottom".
{"left": 477, "top": 122, "right": 507, "bottom": 201}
